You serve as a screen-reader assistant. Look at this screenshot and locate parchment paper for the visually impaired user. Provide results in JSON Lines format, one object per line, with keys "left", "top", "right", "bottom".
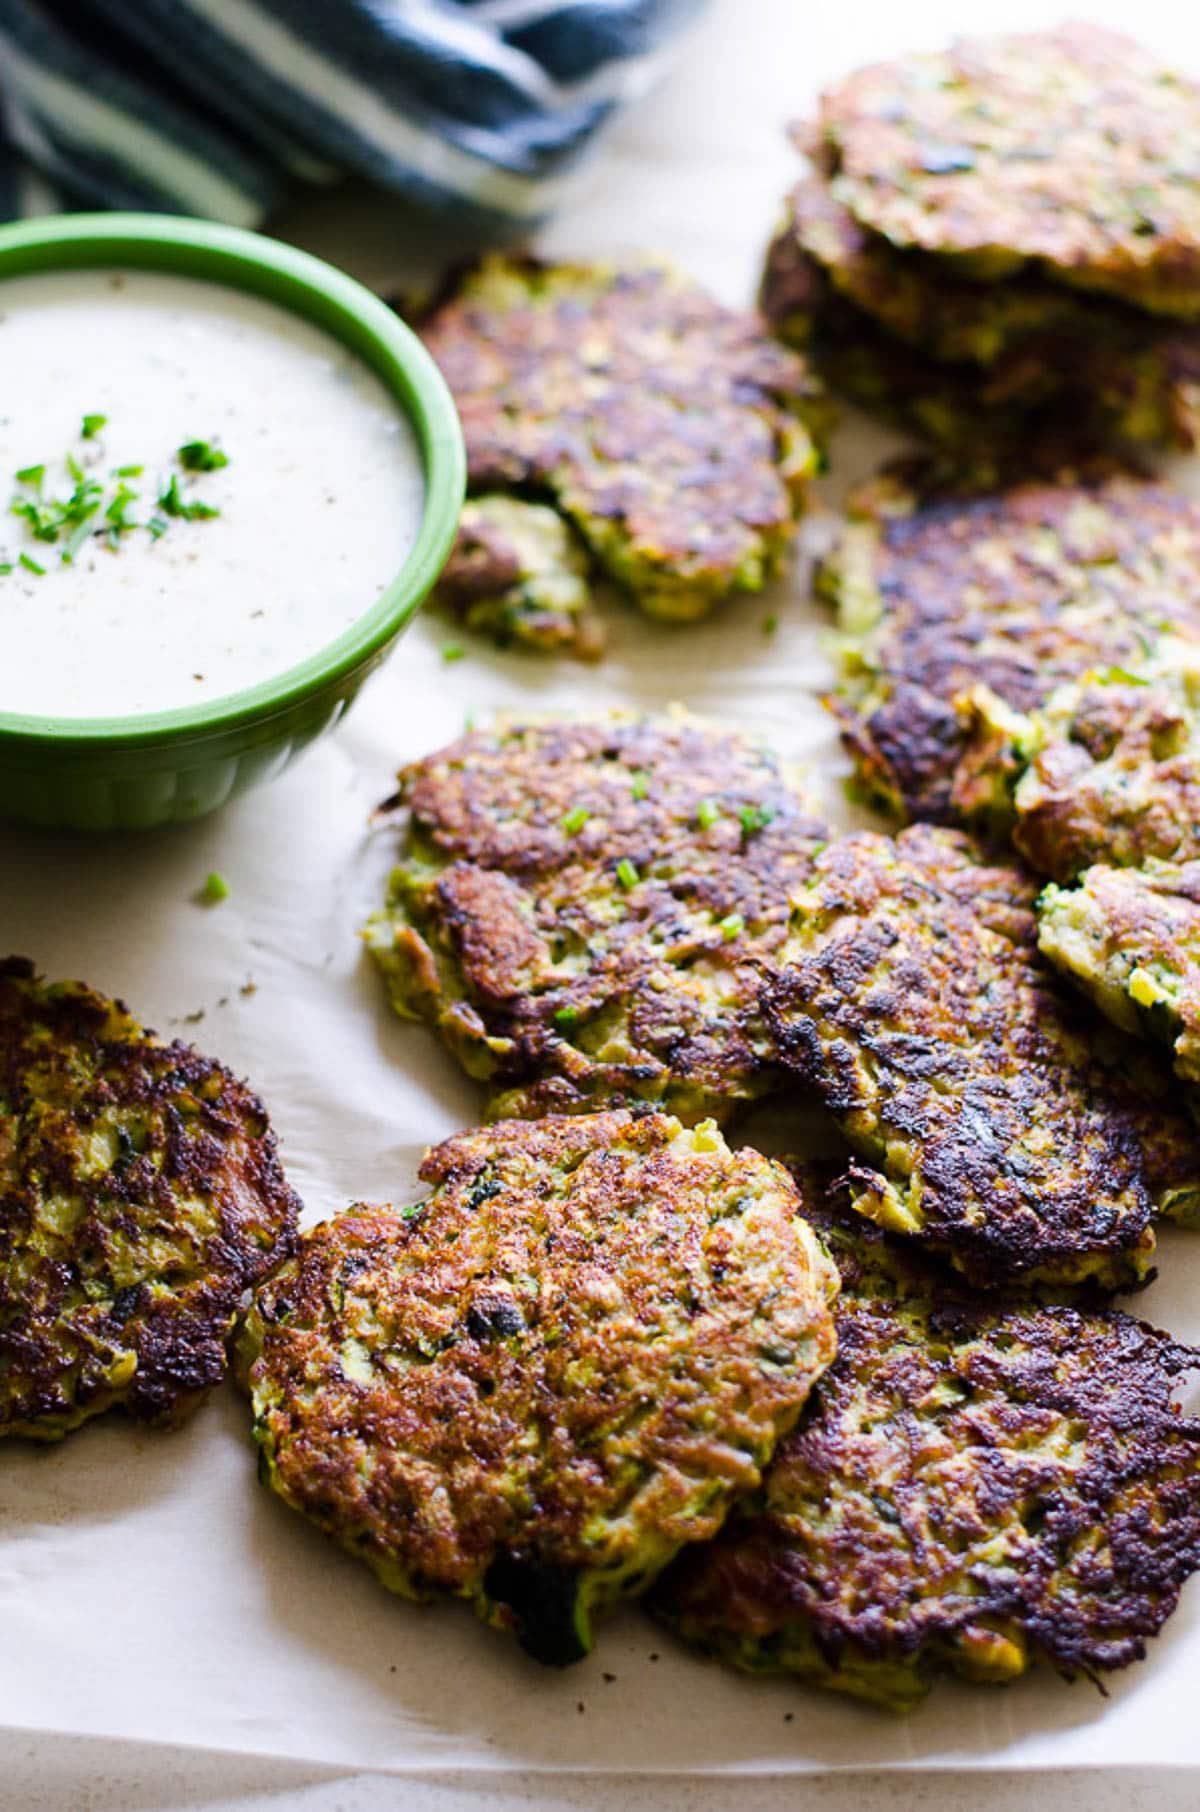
{"left": 3, "top": 0, "right": 1200, "bottom": 1778}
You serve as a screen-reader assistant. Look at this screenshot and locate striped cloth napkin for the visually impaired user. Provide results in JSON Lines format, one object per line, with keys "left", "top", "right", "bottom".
{"left": 0, "top": 0, "right": 705, "bottom": 230}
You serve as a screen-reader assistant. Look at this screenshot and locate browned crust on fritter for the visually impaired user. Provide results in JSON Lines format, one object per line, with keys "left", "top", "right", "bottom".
{"left": 756, "top": 826, "right": 1191, "bottom": 1287}
{"left": 436, "top": 511, "right": 525, "bottom": 604}
{"left": 653, "top": 1275, "right": 1200, "bottom": 1693}
{"left": 415, "top": 255, "right": 824, "bottom": 612}
{"left": 759, "top": 219, "right": 1200, "bottom": 454}
{"left": 244, "top": 1112, "right": 839, "bottom": 1660}
{"left": 1038, "top": 860, "right": 1200, "bottom": 1086}
{"left": 820, "top": 467, "right": 1200, "bottom": 826}
{"left": 816, "top": 23, "right": 1200, "bottom": 313}
{"left": 370, "top": 716, "right": 830, "bottom": 1119}
{"left": 0, "top": 956, "right": 299, "bottom": 1435}
{"left": 1014, "top": 674, "right": 1200, "bottom": 880}
{"left": 431, "top": 499, "right": 603, "bottom": 659}
{"left": 775, "top": 175, "right": 1103, "bottom": 362}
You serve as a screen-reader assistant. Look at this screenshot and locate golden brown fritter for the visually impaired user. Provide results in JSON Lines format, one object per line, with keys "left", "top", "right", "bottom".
{"left": 758, "top": 826, "right": 1200, "bottom": 1288}
{"left": 363, "top": 713, "right": 829, "bottom": 1122}
{"left": 816, "top": 23, "right": 1200, "bottom": 315}
{"left": 762, "top": 177, "right": 1200, "bottom": 444}
{"left": 1039, "top": 859, "right": 1200, "bottom": 1085}
{"left": 818, "top": 463, "right": 1200, "bottom": 826}
{"left": 1010, "top": 661, "right": 1200, "bottom": 881}
{"left": 415, "top": 255, "right": 828, "bottom": 623}
{"left": 763, "top": 271, "right": 1200, "bottom": 455}
{"left": 774, "top": 176, "right": 1109, "bottom": 366}
{"left": 652, "top": 1205, "right": 1200, "bottom": 1710}
{"left": 0, "top": 956, "right": 299, "bottom": 1440}
{"left": 432, "top": 497, "right": 602, "bottom": 659}
{"left": 240, "top": 1111, "right": 840, "bottom": 1665}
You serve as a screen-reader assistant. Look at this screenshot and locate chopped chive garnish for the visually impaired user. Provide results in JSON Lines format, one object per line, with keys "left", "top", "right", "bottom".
{"left": 200, "top": 871, "right": 229, "bottom": 905}
{"left": 718, "top": 912, "right": 745, "bottom": 941}
{"left": 62, "top": 509, "right": 100, "bottom": 562}
{"left": 11, "top": 503, "right": 46, "bottom": 536}
{"left": 441, "top": 642, "right": 466, "bottom": 663}
{"left": 696, "top": 798, "right": 720, "bottom": 830}
{"left": 19, "top": 552, "right": 45, "bottom": 575}
{"left": 105, "top": 484, "right": 138, "bottom": 529}
{"left": 616, "top": 858, "right": 639, "bottom": 889}
{"left": 561, "top": 806, "right": 590, "bottom": 835}
{"left": 177, "top": 439, "right": 229, "bottom": 473}
{"left": 761, "top": 613, "right": 778, "bottom": 636}
{"left": 9, "top": 423, "right": 225, "bottom": 567}
{"left": 0, "top": 563, "right": 12, "bottom": 576}
{"left": 553, "top": 1005, "right": 579, "bottom": 1028}
{"left": 629, "top": 771, "right": 649, "bottom": 800}
{"left": 401, "top": 1202, "right": 425, "bottom": 1222}
{"left": 158, "top": 474, "right": 219, "bottom": 520}
{"left": 739, "top": 803, "right": 776, "bottom": 838}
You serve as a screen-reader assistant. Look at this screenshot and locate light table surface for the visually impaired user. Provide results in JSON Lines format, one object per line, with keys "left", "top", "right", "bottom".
{"left": 4, "top": 0, "right": 1200, "bottom": 1805}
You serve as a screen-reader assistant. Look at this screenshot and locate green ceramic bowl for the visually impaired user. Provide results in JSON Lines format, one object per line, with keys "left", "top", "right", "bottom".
{"left": 0, "top": 213, "right": 465, "bottom": 833}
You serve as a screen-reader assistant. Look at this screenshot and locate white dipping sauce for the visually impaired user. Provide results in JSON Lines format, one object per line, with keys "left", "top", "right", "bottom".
{"left": 0, "top": 268, "right": 424, "bottom": 718}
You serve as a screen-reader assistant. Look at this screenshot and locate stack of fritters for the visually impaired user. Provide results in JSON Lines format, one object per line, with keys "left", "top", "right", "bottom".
{"left": 819, "top": 456, "right": 1200, "bottom": 1084}
{"left": 760, "top": 25, "right": 1200, "bottom": 450}
{"left": 413, "top": 255, "right": 830, "bottom": 655}
{"left": 819, "top": 460, "right": 1200, "bottom": 828}
{"left": 1006, "top": 661, "right": 1200, "bottom": 1085}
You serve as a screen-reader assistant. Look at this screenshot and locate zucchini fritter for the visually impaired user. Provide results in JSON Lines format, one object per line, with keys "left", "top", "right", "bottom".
{"left": 1010, "top": 658, "right": 1200, "bottom": 881}
{"left": 760, "top": 182, "right": 1200, "bottom": 451}
{"left": 0, "top": 957, "right": 299, "bottom": 1440}
{"left": 364, "top": 714, "right": 829, "bottom": 1122}
{"left": 241, "top": 1112, "right": 840, "bottom": 1665}
{"left": 432, "top": 496, "right": 601, "bottom": 659}
{"left": 824, "top": 306, "right": 1193, "bottom": 453}
{"left": 653, "top": 1207, "right": 1200, "bottom": 1710}
{"left": 759, "top": 826, "right": 1199, "bottom": 1287}
{"left": 1039, "top": 860, "right": 1200, "bottom": 1085}
{"left": 816, "top": 24, "right": 1200, "bottom": 315}
{"left": 774, "top": 175, "right": 1132, "bottom": 368}
{"left": 416, "top": 255, "right": 828, "bottom": 625}
{"left": 789, "top": 297, "right": 1200, "bottom": 455}
{"left": 818, "top": 464, "right": 1200, "bottom": 826}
